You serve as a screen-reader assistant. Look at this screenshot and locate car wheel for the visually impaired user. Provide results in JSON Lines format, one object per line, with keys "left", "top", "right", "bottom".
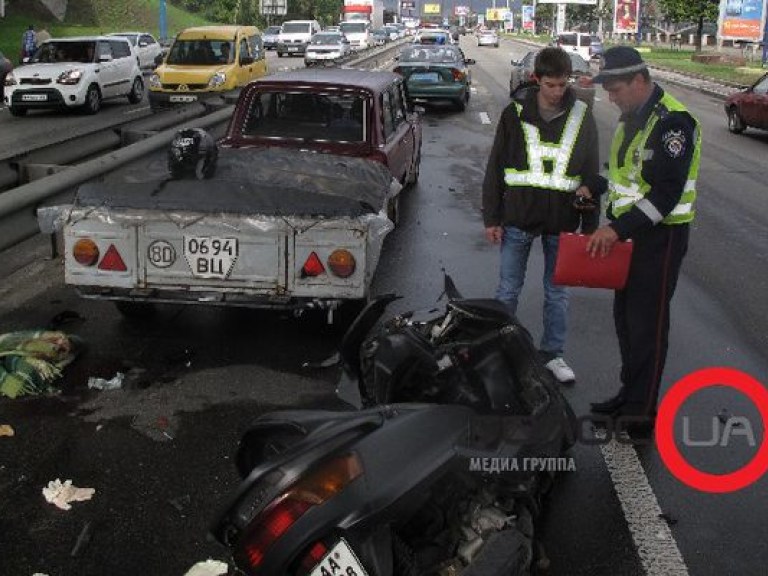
{"left": 455, "top": 93, "right": 467, "bottom": 112}
{"left": 277, "top": 52, "right": 284, "bottom": 58}
{"left": 9, "top": 106, "right": 27, "bottom": 117}
{"left": 82, "top": 84, "right": 101, "bottom": 115}
{"left": 127, "top": 77, "right": 144, "bottom": 104}
{"left": 727, "top": 107, "right": 746, "bottom": 134}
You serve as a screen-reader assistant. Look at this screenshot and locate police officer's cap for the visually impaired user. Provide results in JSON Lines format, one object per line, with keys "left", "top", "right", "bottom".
{"left": 593, "top": 46, "right": 648, "bottom": 83}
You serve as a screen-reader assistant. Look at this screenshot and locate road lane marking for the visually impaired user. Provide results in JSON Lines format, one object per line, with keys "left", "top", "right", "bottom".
{"left": 124, "top": 106, "right": 150, "bottom": 115}
{"left": 600, "top": 437, "right": 690, "bottom": 576}
{"left": 479, "top": 112, "right": 491, "bottom": 125}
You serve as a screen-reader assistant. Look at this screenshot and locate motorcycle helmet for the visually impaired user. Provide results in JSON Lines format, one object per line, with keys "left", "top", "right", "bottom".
{"left": 168, "top": 128, "right": 218, "bottom": 180}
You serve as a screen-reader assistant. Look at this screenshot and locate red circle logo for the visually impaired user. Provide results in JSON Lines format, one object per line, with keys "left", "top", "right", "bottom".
{"left": 656, "top": 367, "right": 768, "bottom": 493}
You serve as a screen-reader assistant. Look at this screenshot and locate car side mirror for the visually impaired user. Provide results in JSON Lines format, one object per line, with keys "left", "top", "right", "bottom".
{"left": 466, "top": 58, "right": 476, "bottom": 65}
{"left": 99, "top": 54, "right": 113, "bottom": 62}
{"left": 240, "top": 55, "right": 254, "bottom": 65}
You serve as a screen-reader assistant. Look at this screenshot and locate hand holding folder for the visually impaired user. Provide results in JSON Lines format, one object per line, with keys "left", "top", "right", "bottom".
{"left": 553, "top": 232, "right": 633, "bottom": 290}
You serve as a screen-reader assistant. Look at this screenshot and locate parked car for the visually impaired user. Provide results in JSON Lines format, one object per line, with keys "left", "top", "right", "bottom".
{"left": 725, "top": 72, "right": 768, "bottom": 134}
{"left": 509, "top": 50, "right": 595, "bottom": 107}
{"left": 304, "top": 32, "right": 351, "bottom": 66}
{"left": 263, "top": 25, "right": 282, "bottom": 50}
{"left": 4, "top": 36, "right": 143, "bottom": 116}
{"left": 148, "top": 25, "right": 268, "bottom": 111}
{"left": 477, "top": 29, "right": 499, "bottom": 47}
{"left": 394, "top": 44, "right": 475, "bottom": 111}
{"left": 555, "top": 31, "right": 592, "bottom": 61}
{"left": 107, "top": 31, "right": 162, "bottom": 69}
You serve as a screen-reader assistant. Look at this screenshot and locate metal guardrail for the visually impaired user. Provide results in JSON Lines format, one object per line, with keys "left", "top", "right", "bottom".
{"left": 0, "top": 39, "right": 407, "bottom": 253}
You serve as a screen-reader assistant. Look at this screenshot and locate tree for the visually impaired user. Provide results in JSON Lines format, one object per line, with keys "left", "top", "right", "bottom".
{"left": 657, "top": 0, "right": 719, "bottom": 51}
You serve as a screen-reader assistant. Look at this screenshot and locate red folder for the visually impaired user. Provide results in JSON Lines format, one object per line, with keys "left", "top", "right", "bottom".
{"left": 553, "top": 232, "right": 633, "bottom": 290}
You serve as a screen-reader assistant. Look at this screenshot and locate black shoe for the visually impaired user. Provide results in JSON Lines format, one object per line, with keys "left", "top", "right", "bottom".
{"left": 609, "top": 403, "right": 656, "bottom": 439}
{"left": 590, "top": 392, "right": 625, "bottom": 414}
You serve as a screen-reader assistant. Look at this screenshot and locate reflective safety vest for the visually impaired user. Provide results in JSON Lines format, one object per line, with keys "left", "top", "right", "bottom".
{"left": 504, "top": 99, "right": 588, "bottom": 192}
{"left": 607, "top": 93, "right": 700, "bottom": 225}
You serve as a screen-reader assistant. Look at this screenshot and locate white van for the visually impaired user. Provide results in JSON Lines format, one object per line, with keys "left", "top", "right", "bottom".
{"left": 339, "top": 21, "right": 372, "bottom": 51}
{"left": 277, "top": 20, "right": 321, "bottom": 57}
{"left": 555, "top": 32, "right": 592, "bottom": 61}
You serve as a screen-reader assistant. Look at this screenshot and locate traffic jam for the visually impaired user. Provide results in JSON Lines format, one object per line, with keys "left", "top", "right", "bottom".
{"left": 1, "top": 5, "right": 767, "bottom": 576}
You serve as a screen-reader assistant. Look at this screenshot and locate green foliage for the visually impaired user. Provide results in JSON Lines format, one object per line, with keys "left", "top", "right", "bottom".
{"left": 657, "top": 0, "right": 719, "bottom": 25}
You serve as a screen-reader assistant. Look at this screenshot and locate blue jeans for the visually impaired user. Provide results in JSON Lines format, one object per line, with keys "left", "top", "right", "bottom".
{"left": 496, "top": 226, "right": 569, "bottom": 356}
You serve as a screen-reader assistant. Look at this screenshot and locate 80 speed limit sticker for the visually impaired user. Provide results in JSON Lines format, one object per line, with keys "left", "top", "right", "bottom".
{"left": 147, "top": 240, "right": 177, "bottom": 268}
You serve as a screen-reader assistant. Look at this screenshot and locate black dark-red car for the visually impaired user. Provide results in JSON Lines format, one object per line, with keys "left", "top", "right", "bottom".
{"left": 725, "top": 72, "right": 768, "bottom": 134}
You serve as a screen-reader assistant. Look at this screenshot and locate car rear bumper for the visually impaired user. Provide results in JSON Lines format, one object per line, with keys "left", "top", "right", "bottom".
{"left": 407, "top": 83, "right": 466, "bottom": 101}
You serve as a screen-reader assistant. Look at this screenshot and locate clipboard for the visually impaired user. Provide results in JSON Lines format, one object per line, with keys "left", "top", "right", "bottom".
{"left": 553, "top": 232, "right": 633, "bottom": 290}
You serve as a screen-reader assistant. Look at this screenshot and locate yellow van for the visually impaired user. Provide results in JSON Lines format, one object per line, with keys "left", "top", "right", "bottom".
{"left": 148, "top": 25, "right": 268, "bottom": 110}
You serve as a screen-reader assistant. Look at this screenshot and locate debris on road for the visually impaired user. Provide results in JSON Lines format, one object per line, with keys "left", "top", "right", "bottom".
{"left": 42, "top": 478, "right": 96, "bottom": 510}
{"left": 0, "top": 330, "right": 82, "bottom": 398}
{"left": 302, "top": 351, "right": 340, "bottom": 369}
{"left": 0, "top": 424, "right": 14, "bottom": 437}
{"left": 87, "top": 372, "right": 124, "bottom": 391}
{"left": 183, "top": 559, "right": 229, "bottom": 576}
{"left": 70, "top": 521, "right": 93, "bottom": 557}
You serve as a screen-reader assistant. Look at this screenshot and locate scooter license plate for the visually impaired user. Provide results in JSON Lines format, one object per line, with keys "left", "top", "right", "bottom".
{"left": 310, "top": 538, "right": 368, "bottom": 576}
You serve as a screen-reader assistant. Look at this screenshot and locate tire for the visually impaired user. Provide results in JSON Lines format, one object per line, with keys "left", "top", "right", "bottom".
{"left": 455, "top": 95, "right": 466, "bottom": 112}
{"left": 9, "top": 106, "right": 27, "bottom": 117}
{"left": 277, "top": 52, "right": 284, "bottom": 58}
{"left": 332, "top": 299, "right": 368, "bottom": 334}
{"left": 114, "top": 300, "right": 156, "bottom": 318}
{"left": 82, "top": 84, "right": 101, "bottom": 115}
{"left": 127, "top": 77, "right": 144, "bottom": 104}
{"left": 727, "top": 107, "right": 746, "bottom": 134}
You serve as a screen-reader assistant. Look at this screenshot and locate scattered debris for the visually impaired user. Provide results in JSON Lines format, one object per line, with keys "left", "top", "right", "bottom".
{"left": 0, "top": 331, "right": 83, "bottom": 398}
{"left": 87, "top": 372, "right": 124, "bottom": 391}
{"left": 0, "top": 424, "right": 14, "bottom": 437}
{"left": 658, "top": 512, "right": 678, "bottom": 526}
{"left": 302, "top": 352, "right": 340, "bottom": 369}
{"left": 183, "top": 559, "right": 229, "bottom": 576}
{"left": 70, "top": 521, "right": 93, "bottom": 557}
{"left": 168, "top": 494, "right": 191, "bottom": 513}
{"left": 42, "top": 479, "right": 96, "bottom": 510}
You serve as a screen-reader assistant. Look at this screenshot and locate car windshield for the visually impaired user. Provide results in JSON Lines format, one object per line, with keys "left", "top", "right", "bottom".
{"left": 282, "top": 23, "right": 310, "bottom": 34}
{"left": 242, "top": 91, "right": 367, "bottom": 143}
{"left": 266, "top": 27, "right": 281, "bottom": 35}
{"left": 31, "top": 41, "right": 97, "bottom": 64}
{"left": 558, "top": 33, "right": 577, "bottom": 46}
{"left": 340, "top": 22, "right": 367, "bottom": 34}
{"left": 166, "top": 40, "right": 234, "bottom": 65}
{"left": 114, "top": 34, "right": 139, "bottom": 46}
{"left": 311, "top": 33, "right": 342, "bottom": 44}
{"left": 400, "top": 46, "right": 459, "bottom": 63}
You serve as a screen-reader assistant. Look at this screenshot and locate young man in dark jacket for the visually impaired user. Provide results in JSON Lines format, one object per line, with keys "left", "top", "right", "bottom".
{"left": 482, "top": 47, "right": 602, "bottom": 384}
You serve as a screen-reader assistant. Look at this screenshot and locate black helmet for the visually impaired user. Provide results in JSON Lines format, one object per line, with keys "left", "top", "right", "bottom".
{"left": 168, "top": 128, "right": 218, "bottom": 180}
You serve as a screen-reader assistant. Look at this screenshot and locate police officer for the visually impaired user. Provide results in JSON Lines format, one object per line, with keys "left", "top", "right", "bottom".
{"left": 483, "top": 47, "right": 602, "bottom": 384}
{"left": 587, "top": 47, "right": 700, "bottom": 427}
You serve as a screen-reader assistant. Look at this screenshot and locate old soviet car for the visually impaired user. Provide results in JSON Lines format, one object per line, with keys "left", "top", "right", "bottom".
{"left": 725, "top": 72, "right": 768, "bottom": 134}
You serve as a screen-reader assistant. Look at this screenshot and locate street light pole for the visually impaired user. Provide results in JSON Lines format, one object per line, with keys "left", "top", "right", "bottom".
{"left": 159, "top": 0, "right": 168, "bottom": 42}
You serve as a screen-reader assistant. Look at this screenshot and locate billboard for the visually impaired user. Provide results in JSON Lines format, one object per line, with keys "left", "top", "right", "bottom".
{"left": 455, "top": 5, "right": 470, "bottom": 16}
{"left": 538, "top": 0, "right": 596, "bottom": 4}
{"left": 613, "top": 0, "right": 639, "bottom": 33}
{"left": 423, "top": 3, "right": 441, "bottom": 14}
{"left": 718, "top": 0, "right": 768, "bottom": 41}
{"left": 486, "top": 7, "right": 506, "bottom": 20}
{"left": 522, "top": 5, "right": 535, "bottom": 31}
{"left": 261, "top": 0, "right": 287, "bottom": 16}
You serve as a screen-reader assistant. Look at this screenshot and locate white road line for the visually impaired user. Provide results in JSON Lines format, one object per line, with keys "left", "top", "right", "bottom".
{"left": 124, "top": 106, "right": 150, "bottom": 115}
{"left": 479, "top": 112, "right": 491, "bottom": 125}
{"left": 600, "top": 438, "right": 690, "bottom": 576}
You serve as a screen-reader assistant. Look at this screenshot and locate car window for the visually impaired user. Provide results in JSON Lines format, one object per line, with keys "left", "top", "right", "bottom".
{"left": 98, "top": 41, "right": 113, "bottom": 60}
{"left": 753, "top": 75, "right": 768, "bottom": 94}
{"left": 241, "top": 91, "right": 366, "bottom": 143}
{"left": 116, "top": 34, "right": 138, "bottom": 46}
{"left": 167, "top": 40, "right": 229, "bottom": 65}
{"left": 381, "top": 90, "right": 395, "bottom": 139}
{"left": 32, "top": 41, "right": 97, "bottom": 64}
{"left": 239, "top": 38, "right": 250, "bottom": 63}
{"left": 400, "top": 46, "right": 459, "bottom": 62}
{"left": 282, "top": 23, "right": 311, "bottom": 34}
{"left": 389, "top": 84, "right": 407, "bottom": 128}
{"left": 267, "top": 26, "right": 281, "bottom": 35}
{"left": 141, "top": 34, "right": 157, "bottom": 46}
{"left": 312, "top": 33, "right": 342, "bottom": 44}
{"left": 558, "top": 33, "right": 577, "bottom": 46}
{"left": 340, "top": 22, "right": 368, "bottom": 34}
{"left": 249, "top": 35, "right": 263, "bottom": 59}
{"left": 109, "top": 40, "right": 131, "bottom": 59}
{"left": 579, "top": 34, "right": 591, "bottom": 45}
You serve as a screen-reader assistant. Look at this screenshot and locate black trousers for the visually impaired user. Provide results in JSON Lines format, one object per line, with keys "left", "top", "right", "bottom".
{"left": 614, "top": 223, "right": 689, "bottom": 414}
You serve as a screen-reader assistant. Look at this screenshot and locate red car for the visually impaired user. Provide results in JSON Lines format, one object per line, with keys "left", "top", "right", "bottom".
{"left": 222, "top": 68, "right": 423, "bottom": 186}
{"left": 725, "top": 72, "right": 768, "bottom": 134}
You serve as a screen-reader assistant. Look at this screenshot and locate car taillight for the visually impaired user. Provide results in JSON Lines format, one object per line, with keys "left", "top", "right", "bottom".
{"left": 301, "top": 252, "right": 325, "bottom": 278}
{"left": 73, "top": 239, "right": 100, "bottom": 266}
{"left": 451, "top": 68, "right": 465, "bottom": 82}
{"left": 237, "top": 453, "right": 363, "bottom": 573}
{"left": 97, "top": 244, "right": 128, "bottom": 272}
{"left": 327, "top": 250, "right": 356, "bottom": 278}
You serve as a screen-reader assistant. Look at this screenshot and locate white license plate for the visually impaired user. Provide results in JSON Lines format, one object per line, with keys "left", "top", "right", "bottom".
{"left": 410, "top": 72, "right": 440, "bottom": 83}
{"left": 169, "top": 95, "right": 198, "bottom": 103}
{"left": 310, "top": 539, "right": 368, "bottom": 576}
{"left": 288, "top": 47, "right": 300, "bottom": 52}
{"left": 22, "top": 94, "right": 47, "bottom": 101}
{"left": 183, "top": 236, "right": 238, "bottom": 279}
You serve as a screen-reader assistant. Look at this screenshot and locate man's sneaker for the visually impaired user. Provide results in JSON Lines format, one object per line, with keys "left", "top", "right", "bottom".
{"left": 545, "top": 357, "right": 576, "bottom": 384}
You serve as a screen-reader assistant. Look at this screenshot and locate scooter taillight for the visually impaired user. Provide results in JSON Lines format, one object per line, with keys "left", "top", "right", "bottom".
{"left": 236, "top": 453, "right": 363, "bottom": 573}
{"left": 298, "top": 541, "right": 329, "bottom": 574}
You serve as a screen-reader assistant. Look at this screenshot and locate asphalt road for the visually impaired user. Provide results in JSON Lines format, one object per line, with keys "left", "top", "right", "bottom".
{"left": 0, "top": 36, "right": 767, "bottom": 576}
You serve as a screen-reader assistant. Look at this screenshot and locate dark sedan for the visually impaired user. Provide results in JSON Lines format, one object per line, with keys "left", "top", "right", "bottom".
{"left": 725, "top": 72, "right": 768, "bottom": 134}
{"left": 394, "top": 45, "right": 475, "bottom": 111}
{"left": 509, "top": 50, "right": 595, "bottom": 107}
